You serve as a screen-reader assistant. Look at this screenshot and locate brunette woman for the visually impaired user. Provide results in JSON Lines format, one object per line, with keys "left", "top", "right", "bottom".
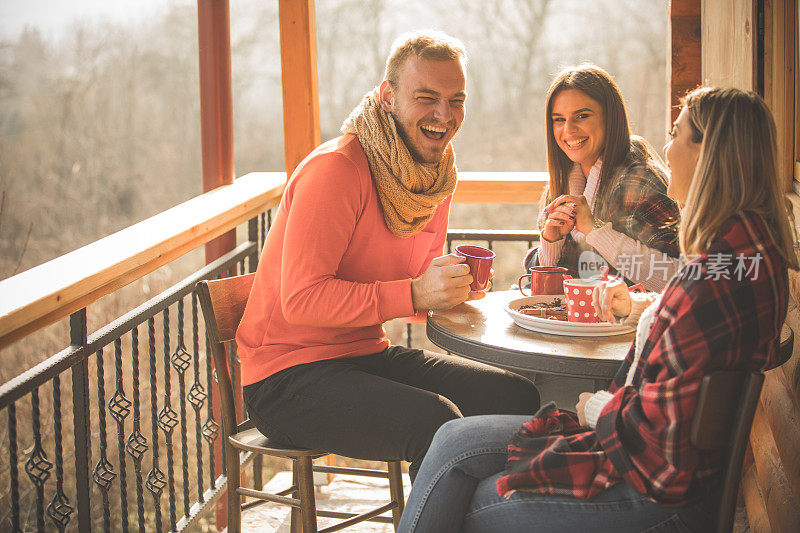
{"left": 529, "top": 64, "right": 681, "bottom": 292}
{"left": 399, "top": 87, "right": 798, "bottom": 533}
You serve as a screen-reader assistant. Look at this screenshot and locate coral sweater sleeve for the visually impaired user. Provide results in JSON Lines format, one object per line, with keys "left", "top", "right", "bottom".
{"left": 280, "top": 152, "right": 415, "bottom": 327}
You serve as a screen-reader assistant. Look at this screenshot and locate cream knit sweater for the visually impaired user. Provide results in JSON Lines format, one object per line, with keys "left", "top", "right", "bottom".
{"left": 584, "top": 291, "right": 663, "bottom": 428}
{"left": 538, "top": 162, "right": 681, "bottom": 292}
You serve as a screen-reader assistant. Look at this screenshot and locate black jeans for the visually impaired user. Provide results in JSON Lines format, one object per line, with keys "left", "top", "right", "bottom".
{"left": 243, "top": 346, "right": 540, "bottom": 480}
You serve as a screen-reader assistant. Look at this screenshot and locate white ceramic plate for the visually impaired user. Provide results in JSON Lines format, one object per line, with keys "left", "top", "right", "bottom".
{"left": 505, "top": 295, "right": 635, "bottom": 337}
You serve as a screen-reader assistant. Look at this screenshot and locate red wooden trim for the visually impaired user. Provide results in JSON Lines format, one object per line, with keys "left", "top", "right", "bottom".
{"left": 196, "top": 6, "right": 238, "bottom": 518}
{"left": 198, "top": 0, "right": 236, "bottom": 265}
{"left": 671, "top": 0, "right": 700, "bottom": 17}
{"left": 669, "top": 0, "right": 701, "bottom": 123}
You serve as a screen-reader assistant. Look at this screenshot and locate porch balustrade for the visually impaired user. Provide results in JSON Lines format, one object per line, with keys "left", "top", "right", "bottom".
{"left": 0, "top": 171, "right": 545, "bottom": 532}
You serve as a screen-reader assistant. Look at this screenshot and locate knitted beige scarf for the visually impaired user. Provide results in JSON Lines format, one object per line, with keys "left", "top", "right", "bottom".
{"left": 341, "top": 89, "right": 457, "bottom": 238}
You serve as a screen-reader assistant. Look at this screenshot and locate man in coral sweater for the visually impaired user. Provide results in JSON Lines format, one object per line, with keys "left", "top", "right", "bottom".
{"left": 236, "top": 30, "right": 539, "bottom": 481}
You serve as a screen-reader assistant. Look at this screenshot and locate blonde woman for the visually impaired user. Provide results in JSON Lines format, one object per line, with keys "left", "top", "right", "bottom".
{"left": 528, "top": 65, "right": 682, "bottom": 292}
{"left": 398, "top": 87, "right": 796, "bottom": 533}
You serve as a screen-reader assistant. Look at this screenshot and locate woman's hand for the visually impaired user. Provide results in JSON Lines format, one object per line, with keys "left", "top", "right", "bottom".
{"left": 576, "top": 392, "right": 593, "bottom": 426}
{"left": 540, "top": 197, "right": 576, "bottom": 242}
{"left": 592, "top": 278, "right": 633, "bottom": 322}
{"left": 548, "top": 195, "right": 594, "bottom": 235}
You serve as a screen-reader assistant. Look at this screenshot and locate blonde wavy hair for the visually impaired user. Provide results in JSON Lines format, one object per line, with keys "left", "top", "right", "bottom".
{"left": 679, "top": 87, "right": 798, "bottom": 268}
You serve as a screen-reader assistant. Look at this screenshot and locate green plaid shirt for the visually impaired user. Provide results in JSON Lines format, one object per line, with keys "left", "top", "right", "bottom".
{"left": 525, "top": 158, "right": 680, "bottom": 280}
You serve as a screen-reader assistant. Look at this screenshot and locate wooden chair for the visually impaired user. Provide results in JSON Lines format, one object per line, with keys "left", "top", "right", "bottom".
{"left": 196, "top": 274, "right": 405, "bottom": 533}
{"left": 690, "top": 369, "right": 765, "bottom": 533}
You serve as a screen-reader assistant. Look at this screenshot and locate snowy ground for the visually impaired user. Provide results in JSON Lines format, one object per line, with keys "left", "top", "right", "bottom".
{"left": 240, "top": 470, "right": 412, "bottom": 532}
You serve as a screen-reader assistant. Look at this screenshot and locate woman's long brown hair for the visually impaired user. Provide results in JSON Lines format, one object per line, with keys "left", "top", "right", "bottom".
{"left": 544, "top": 64, "right": 632, "bottom": 210}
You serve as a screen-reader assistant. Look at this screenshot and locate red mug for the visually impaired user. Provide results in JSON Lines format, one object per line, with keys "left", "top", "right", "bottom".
{"left": 518, "top": 266, "right": 569, "bottom": 296}
{"left": 563, "top": 278, "right": 604, "bottom": 322}
{"left": 455, "top": 245, "right": 495, "bottom": 291}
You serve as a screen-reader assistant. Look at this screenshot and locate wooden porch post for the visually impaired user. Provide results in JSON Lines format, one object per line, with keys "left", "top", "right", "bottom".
{"left": 197, "top": 1, "right": 235, "bottom": 530}
{"left": 198, "top": 0, "right": 236, "bottom": 264}
{"left": 668, "top": 0, "right": 701, "bottom": 124}
{"left": 279, "top": 0, "right": 321, "bottom": 177}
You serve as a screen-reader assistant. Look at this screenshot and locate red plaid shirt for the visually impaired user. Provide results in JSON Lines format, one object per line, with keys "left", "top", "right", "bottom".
{"left": 498, "top": 212, "right": 789, "bottom": 505}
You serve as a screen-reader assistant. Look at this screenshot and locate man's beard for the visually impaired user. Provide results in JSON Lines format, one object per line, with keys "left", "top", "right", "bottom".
{"left": 391, "top": 111, "right": 429, "bottom": 163}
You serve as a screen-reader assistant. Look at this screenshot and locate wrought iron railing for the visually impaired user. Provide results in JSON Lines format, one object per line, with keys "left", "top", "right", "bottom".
{"left": 0, "top": 211, "right": 273, "bottom": 532}
{"left": 0, "top": 171, "right": 543, "bottom": 531}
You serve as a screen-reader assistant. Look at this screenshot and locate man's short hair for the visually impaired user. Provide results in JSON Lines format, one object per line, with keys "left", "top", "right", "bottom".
{"left": 384, "top": 30, "right": 467, "bottom": 88}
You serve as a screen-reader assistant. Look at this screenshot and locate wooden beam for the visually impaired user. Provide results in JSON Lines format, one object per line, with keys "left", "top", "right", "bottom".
{"left": 453, "top": 172, "right": 548, "bottom": 204}
{"left": 197, "top": 7, "right": 238, "bottom": 526}
{"left": 701, "top": 0, "right": 756, "bottom": 89}
{"left": 279, "top": 0, "right": 321, "bottom": 177}
{"left": 784, "top": 0, "right": 796, "bottom": 191}
{"left": 671, "top": 0, "right": 701, "bottom": 17}
{"left": 763, "top": 0, "right": 798, "bottom": 191}
{"left": 197, "top": 0, "right": 237, "bottom": 264}
{"left": 669, "top": 0, "right": 701, "bottom": 123}
{"left": 797, "top": 0, "right": 800, "bottom": 180}
{"left": 0, "top": 173, "right": 286, "bottom": 351}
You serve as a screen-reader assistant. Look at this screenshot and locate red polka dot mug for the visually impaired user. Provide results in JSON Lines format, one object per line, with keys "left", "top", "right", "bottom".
{"left": 563, "top": 278, "right": 603, "bottom": 323}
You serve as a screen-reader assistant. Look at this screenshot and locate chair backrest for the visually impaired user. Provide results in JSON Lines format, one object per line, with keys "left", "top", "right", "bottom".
{"left": 690, "top": 369, "right": 764, "bottom": 533}
{"left": 196, "top": 273, "right": 256, "bottom": 437}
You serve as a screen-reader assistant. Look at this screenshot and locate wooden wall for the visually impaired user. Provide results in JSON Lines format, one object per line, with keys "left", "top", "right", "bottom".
{"left": 701, "top": 0, "right": 756, "bottom": 89}
{"left": 669, "top": 0, "right": 701, "bottom": 123}
{"left": 700, "top": 1, "right": 800, "bottom": 530}
{"left": 744, "top": 303, "right": 800, "bottom": 532}
{"left": 763, "top": 0, "right": 798, "bottom": 191}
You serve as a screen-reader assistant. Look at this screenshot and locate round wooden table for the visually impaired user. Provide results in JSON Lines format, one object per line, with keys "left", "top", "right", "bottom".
{"left": 427, "top": 290, "right": 794, "bottom": 387}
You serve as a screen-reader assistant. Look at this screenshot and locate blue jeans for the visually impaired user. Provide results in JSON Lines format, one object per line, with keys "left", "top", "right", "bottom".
{"left": 398, "top": 415, "right": 716, "bottom": 533}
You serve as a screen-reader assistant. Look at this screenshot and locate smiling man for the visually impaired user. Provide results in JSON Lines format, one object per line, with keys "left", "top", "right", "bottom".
{"left": 378, "top": 47, "right": 466, "bottom": 164}
{"left": 236, "top": 30, "right": 539, "bottom": 482}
